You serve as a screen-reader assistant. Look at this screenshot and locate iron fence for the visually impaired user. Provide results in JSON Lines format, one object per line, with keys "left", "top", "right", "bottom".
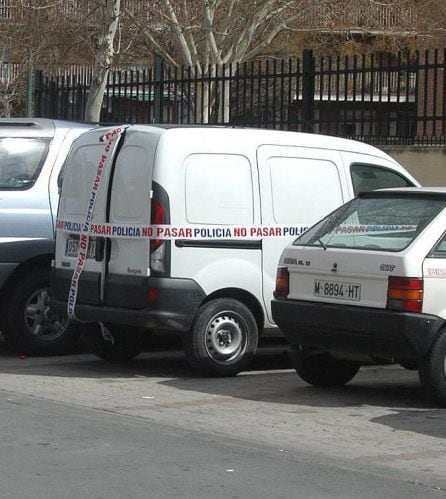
{"left": 33, "top": 48, "right": 446, "bottom": 146}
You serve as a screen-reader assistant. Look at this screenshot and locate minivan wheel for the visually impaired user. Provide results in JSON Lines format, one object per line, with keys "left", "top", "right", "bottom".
{"left": 81, "top": 323, "right": 143, "bottom": 362}
{"left": 290, "top": 348, "right": 360, "bottom": 387}
{"left": 418, "top": 328, "right": 446, "bottom": 407}
{"left": 184, "top": 298, "right": 258, "bottom": 377}
{"left": 3, "top": 268, "right": 75, "bottom": 356}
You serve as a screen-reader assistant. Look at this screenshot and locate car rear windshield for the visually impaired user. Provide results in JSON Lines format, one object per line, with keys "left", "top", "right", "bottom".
{"left": 294, "top": 195, "right": 446, "bottom": 252}
{"left": 0, "top": 137, "right": 49, "bottom": 190}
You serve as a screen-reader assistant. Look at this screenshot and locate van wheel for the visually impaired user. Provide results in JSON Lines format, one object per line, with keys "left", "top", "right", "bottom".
{"left": 418, "top": 328, "right": 446, "bottom": 406}
{"left": 3, "top": 268, "right": 75, "bottom": 356}
{"left": 81, "top": 323, "right": 143, "bottom": 362}
{"left": 290, "top": 348, "right": 359, "bottom": 387}
{"left": 184, "top": 298, "right": 258, "bottom": 377}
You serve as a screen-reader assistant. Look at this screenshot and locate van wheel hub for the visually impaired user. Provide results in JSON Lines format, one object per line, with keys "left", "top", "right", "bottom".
{"left": 25, "top": 288, "right": 70, "bottom": 342}
{"left": 217, "top": 329, "right": 232, "bottom": 347}
{"left": 205, "top": 313, "right": 246, "bottom": 362}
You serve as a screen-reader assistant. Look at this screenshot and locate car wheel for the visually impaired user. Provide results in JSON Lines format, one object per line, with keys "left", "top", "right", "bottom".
{"left": 290, "top": 348, "right": 360, "bottom": 387}
{"left": 184, "top": 298, "right": 258, "bottom": 377}
{"left": 4, "top": 268, "right": 76, "bottom": 356}
{"left": 418, "top": 327, "right": 446, "bottom": 406}
{"left": 81, "top": 322, "right": 143, "bottom": 362}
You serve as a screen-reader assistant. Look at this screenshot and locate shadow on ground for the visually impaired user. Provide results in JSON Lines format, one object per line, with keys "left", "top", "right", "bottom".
{"left": 0, "top": 332, "right": 292, "bottom": 379}
{"left": 1, "top": 332, "right": 445, "bottom": 438}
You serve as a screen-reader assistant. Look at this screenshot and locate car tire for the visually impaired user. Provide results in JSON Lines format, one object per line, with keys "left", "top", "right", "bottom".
{"left": 290, "top": 348, "right": 360, "bottom": 387}
{"left": 3, "top": 268, "right": 76, "bottom": 356}
{"left": 81, "top": 322, "right": 144, "bottom": 362}
{"left": 418, "top": 328, "right": 446, "bottom": 406}
{"left": 183, "top": 298, "right": 258, "bottom": 377}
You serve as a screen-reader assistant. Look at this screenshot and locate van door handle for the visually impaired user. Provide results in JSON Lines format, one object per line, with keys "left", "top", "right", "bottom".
{"left": 95, "top": 237, "right": 105, "bottom": 262}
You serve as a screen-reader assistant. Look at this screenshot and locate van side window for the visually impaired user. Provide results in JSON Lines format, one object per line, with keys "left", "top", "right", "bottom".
{"left": 269, "top": 157, "right": 343, "bottom": 224}
{"left": 351, "top": 164, "right": 414, "bottom": 195}
{"left": 185, "top": 154, "right": 253, "bottom": 224}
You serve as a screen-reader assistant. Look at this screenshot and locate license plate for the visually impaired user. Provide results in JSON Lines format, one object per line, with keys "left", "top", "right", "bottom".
{"left": 65, "top": 237, "right": 96, "bottom": 259}
{"left": 314, "top": 279, "right": 361, "bottom": 301}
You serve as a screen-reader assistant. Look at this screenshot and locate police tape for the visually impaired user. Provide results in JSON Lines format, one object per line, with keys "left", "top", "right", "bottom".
{"left": 57, "top": 219, "right": 418, "bottom": 240}
{"left": 67, "top": 127, "right": 125, "bottom": 320}
{"left": 56, "top": 220, "right": 309, "bottom": 240}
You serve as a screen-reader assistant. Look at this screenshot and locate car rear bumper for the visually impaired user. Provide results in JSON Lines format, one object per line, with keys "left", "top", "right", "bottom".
{"left": 50, "top": 275, "right": 206, "bottom": 332}
{"left": 271, "top": 298, "right": 443, "bottom": 360}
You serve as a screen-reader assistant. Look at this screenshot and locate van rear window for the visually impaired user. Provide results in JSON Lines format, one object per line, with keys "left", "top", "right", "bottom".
{"left": 0, "top": 138, "right": 49, "bottom": 190}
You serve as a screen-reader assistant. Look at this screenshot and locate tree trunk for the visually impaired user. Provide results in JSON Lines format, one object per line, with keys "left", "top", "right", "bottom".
{"left": 84, "top": 0, "right": 121, "bottom": 123}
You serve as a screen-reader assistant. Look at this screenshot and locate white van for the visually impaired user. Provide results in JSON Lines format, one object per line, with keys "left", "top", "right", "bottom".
{"left": 51, "top": 125, "right": 419, "bottom": 375}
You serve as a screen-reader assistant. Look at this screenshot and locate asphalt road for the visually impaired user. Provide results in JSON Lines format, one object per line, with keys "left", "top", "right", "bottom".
{"left": 0, "top": 338, "right": 445, "bottom": 498}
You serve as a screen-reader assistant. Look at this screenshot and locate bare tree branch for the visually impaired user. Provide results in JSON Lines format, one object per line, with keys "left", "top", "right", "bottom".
{"left": 162, "top": 0, "right": 195, "bottom": 68}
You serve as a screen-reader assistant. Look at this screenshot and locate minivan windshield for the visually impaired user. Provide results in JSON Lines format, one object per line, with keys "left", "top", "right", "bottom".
{"left": 0, "top": 137, "right": 49, "bottom": 190}
{"left": 294, "top": 195, "right": 446, "bottom": 252}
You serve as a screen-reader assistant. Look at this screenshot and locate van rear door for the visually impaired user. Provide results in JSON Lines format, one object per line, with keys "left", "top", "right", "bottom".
{"left": 55, "top": 127, "right": 125, "bottom": 305}
{"left": 104, "top": 129, "right": 157, "bottom": 308}
{"left": 257, "top": 145, "right": 348, "bottom": 324}
{"left": 56, "top": 127, "right": 157, "bottom": 309}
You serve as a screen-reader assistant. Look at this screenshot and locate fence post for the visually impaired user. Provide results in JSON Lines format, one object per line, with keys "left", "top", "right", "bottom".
{"left": 154, "top": 57, "right": 164, "bottom": 123}
{"left": 26, "top": 66, "right": 34, "bottom": 117}
{"left": 302, "top": 49, "right": 315, "bottom": 132}
{"left": 34, "top": 70, "right": 43, "bottom": 117}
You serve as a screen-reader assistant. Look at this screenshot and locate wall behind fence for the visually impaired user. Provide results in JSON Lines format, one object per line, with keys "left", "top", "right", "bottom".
{"left": 384, "top": 147, "right": 446, "bottom": 186}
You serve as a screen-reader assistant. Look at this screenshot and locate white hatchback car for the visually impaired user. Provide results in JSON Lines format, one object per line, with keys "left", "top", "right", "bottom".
{"left": 272, "top": 188, "right": 446, "bottom": 406}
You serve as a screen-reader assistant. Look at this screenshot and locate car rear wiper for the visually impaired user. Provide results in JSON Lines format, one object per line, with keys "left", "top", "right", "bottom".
{"left": 317, "top": 238, "right": 327, "bottom": 250}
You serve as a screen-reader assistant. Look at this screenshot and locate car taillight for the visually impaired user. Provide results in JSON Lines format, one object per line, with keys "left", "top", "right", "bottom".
{"left": 274, "top": 266, "right": 289, "bottom": 298}
{"left": 150, "top": 199, "right": 167, "bottom": 273}
{"left": 387, "top": 277, "right": 423, "bottom": 313}
{"left": 150, "top": 199, "right": 165, "bottom": 253}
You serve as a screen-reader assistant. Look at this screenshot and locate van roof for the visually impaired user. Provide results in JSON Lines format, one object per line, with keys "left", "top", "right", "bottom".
{"left": 0, "top": 118, "right": 91, "bottom": 138}
{"left": 126, "top": 124, "right": 392, "bottom": 159}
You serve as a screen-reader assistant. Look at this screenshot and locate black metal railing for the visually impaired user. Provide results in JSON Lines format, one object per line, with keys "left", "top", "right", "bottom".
{"left": 32, "top": 48, "right": 446, "bottom": 146}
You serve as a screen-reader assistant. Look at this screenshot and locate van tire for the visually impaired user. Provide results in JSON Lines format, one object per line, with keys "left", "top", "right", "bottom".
{"left": 184, "top": 298, "right": 258, "bottom": 377}
{"left": 291, "top": 348, "right": 359, "bottom": 387}
{"left": 81, "top": 323, "right": 143, "bottom": 362}
{"left": 418, "top": 328, "right": 446, "bottom": 406}
{"left": 3, "top": 268, "right": 76, "bottom": 356}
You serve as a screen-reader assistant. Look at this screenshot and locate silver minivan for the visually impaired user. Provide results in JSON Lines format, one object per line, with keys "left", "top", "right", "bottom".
{"left": 0, "top": 118, "right": 91, "bottom": 355}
